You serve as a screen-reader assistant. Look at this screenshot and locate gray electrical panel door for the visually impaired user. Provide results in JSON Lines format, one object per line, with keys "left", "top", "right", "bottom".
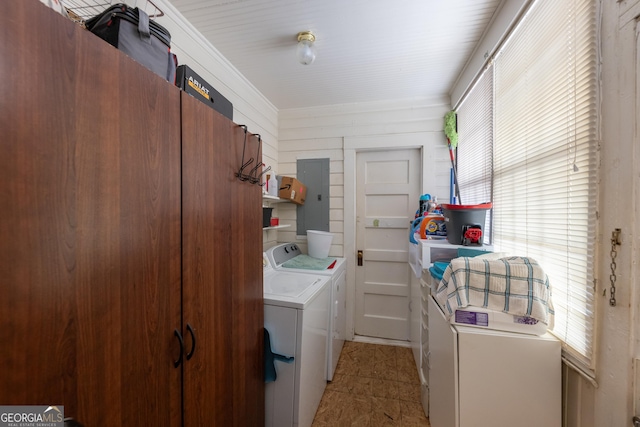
{"left": 297, "top": 158, "right": 330, "bottom": 235}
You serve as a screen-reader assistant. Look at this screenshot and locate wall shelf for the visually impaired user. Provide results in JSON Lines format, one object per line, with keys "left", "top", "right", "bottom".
{"left": 262, "top": 194, "right": 287, "bottom": 205}
{"left": 262, "top": 195, "right": 290, "bottom": 231}
{"left": 263, "top": 224, "right": 291, "bottom": 231}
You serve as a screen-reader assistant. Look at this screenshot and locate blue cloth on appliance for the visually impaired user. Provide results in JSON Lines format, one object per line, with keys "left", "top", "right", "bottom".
{"left": 457, "top": 247, "right": 492, "bottom": 258}
{"left": 429, "top": 266, "right": 443, "bottom": 281}
{"left": 433, "top": 261, "right": 450, "bottom": 274}
{"left": 282, "top": 254, "right": 337, "bottom": 270}
{"left": 429, "top": 261, "right": 450, "bottom": 281}
{"left": 264, "top": 328, "right": 294, "bottom": 383}
{"left": 429, "top": 248, "right": 491, "bottom": 281}
{"left": 434, "top": 256, "right": 554, "bottom": 326}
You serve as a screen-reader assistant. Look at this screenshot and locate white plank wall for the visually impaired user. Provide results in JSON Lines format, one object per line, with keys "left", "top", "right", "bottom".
{"left": 154, "top": 0, "right": 278, "bottom": 143}
{"left": 151, "top": 0, "right": 280, "bottom": 249}
{"left": 278, "top": 97, "right": 452, "bottom": 257}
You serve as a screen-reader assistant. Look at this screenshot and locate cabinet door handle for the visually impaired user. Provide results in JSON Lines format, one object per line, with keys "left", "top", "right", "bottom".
{"left": 186, "top": 323, "right": 196, "bottom": 360}
{"left": 357, "top": 250, "right": 363, "bottom": 266}
{"left": 173, "top": 329, "right": 184, "bottom": 368}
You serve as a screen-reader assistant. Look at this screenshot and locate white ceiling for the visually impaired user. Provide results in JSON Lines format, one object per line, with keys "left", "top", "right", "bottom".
{"left": 166, "top": 0, "right": 503, "bottom": 110}
{"left": 66, "top": 0, "right": 503, "bottom": 110}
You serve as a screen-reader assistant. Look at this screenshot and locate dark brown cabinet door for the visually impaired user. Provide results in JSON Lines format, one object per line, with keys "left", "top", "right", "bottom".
{"left": 181, "top": 93, "right": 264, "bottom": 426}
{"left": 228, "top": 123, "right": 265, "bottom": 426}
{"left": 0, "top": 2, "right": 182, "bottom": 426}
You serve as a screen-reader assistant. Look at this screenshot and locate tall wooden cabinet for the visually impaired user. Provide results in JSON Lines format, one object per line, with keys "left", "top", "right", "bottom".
{"left": 0, "top": 1, "right": 263, "bottom": 425}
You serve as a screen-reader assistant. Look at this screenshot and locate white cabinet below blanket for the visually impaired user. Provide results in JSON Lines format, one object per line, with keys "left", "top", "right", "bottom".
{"left": 428, "top": 296, "right": 561, "bottom": 427}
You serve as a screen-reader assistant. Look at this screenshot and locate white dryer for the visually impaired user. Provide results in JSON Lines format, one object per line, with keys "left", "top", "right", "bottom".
{"left": 266, "top": 243, "right": 346, "bottom": 381}
{"left": 263, "top": 254, "right": 331, "bottom": 427}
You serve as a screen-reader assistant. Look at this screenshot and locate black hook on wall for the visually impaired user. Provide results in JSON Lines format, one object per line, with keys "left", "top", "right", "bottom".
{"left": 235, "top": 125, "right": 254, "bottom": 182}
{"left": 236, "top": 126, "right": 270, "bottom": 185}
{"left": 251, "top": 135, "right": 271, "bottom": 186}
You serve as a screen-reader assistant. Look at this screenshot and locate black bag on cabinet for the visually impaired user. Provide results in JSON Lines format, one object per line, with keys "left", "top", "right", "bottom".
{"left": 85, "top": 4, "right": 177, "bottom": 83}
{"left": 176, "top": 65, "right": 234, "bottom": 120}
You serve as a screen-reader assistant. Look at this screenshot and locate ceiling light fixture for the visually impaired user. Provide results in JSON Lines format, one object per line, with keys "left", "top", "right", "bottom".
{"left": 296, "top": 31, "right": 316, "bottom": 65}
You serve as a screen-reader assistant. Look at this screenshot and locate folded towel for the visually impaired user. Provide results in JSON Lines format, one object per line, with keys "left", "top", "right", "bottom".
{"left": 282, "top": 254, "right": 337, "bottom": 270}
{"left": 435, "top": 256, "right": 554, "bottom": 326}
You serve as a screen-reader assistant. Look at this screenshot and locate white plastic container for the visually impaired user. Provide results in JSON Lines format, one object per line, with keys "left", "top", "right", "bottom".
{"left": 307, "top": 230, "right": 334, "bottom": 259}
{"left": 268, "top": 173, "right": 278, "bottom": 197}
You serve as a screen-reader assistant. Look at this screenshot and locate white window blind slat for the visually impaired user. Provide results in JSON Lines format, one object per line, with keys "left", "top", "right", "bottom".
{"left": 456, "top": 65, "right": 493, "bottom": 206}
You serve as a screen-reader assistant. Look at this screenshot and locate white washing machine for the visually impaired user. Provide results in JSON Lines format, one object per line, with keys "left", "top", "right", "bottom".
{"left": 263, "top": 254, "right": 331, "bottom": 427}
{"left": 266, "top": 243, "right": 346, "bottom": 381}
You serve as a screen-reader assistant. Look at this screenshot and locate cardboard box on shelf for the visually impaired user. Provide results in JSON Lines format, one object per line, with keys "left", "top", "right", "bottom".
{"left": 278, "top": 176, "right": 306, "bottom": 205}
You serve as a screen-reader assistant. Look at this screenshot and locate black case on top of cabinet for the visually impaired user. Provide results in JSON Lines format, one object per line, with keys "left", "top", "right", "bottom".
{"left": 85, "top": 3, "right": 178, "bottom": 82}
{"left": 176, "top": 65, "right": 233, "bottom": 120}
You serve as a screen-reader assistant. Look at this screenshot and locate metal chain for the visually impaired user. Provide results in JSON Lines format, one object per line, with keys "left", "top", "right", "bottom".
{"left": 609, "top": 229, "right": 621, "bottom": 307}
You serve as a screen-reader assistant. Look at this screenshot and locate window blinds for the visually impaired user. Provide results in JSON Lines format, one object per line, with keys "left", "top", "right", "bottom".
{"left": 492, "top": 0, "right": 597, "bottom": 369}
{"left": 457, "top": 65, "right": 494, "bottom": 206}
{"left": 456, "top": 65, "right": 494, "bottom": 241}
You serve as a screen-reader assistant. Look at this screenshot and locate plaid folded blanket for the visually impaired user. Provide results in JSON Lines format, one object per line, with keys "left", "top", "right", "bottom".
{"left": 434, "top": 256, "right": 554, "bottom": 326}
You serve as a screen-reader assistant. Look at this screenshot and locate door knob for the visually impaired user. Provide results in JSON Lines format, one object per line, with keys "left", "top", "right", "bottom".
{"left": 357, "top": 250, "right": 363, "bottom": 266}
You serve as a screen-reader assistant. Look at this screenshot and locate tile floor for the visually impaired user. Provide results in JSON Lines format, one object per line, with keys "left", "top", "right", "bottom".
{"left": 312, "top": 341, "right": 431, "bottom": 426}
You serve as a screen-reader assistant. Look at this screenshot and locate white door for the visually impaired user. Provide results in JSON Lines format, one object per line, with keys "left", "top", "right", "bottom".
{"left": 354, "top": 149, "right": 421, "bottom": 340}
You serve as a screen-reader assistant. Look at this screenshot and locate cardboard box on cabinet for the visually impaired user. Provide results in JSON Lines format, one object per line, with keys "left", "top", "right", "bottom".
{"left": 278, "top": 176, "right": 306, "bottom": 205}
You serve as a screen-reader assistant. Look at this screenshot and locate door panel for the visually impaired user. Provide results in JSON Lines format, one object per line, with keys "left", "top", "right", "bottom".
{"left": 355, "top": 149, "right": 421, "bottom": 340}
{"left": 181, "top": 95, "right": 234, "bottom": 426}
{"left": 0, "top": 2, "right": 182, "bottom": 425}
{"left": 229, "top": 123, "right": 265, "bottom": 426}
{"left": 181, "top": 93, "right": 264, "bottom": 426}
